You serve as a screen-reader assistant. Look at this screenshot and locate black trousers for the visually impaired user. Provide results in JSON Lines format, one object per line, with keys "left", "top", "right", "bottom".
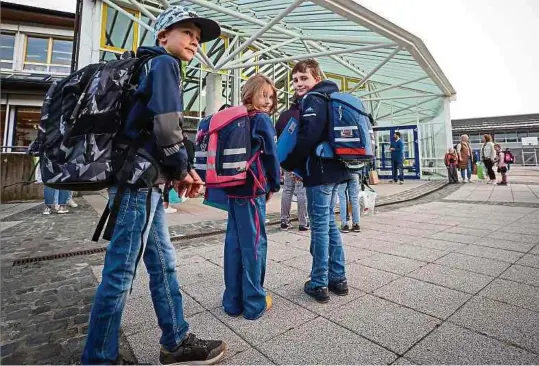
{"left": 483, "top": 159, "right": 496, "bottom": 180}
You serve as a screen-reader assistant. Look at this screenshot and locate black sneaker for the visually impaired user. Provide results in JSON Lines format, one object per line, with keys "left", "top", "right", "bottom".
{"left": 352, "top": 224, "right": 361, "bottom": 232}
{"left": 329, "top": 279, "right": 349, "bottom": 296}
{"left": 159, "top": 333, "right": 226, "bottom": 365}
{"left": 298, "top": 225, "right": 309, "bottom": 231}
{"left": 304, "top": 280, "right": 330, "bottom": 303}
{"left": 280, "top": 221, "right": 292, "bottom": 230}
{"left": 340, "top": 224, "right": 350, "bottom": 233}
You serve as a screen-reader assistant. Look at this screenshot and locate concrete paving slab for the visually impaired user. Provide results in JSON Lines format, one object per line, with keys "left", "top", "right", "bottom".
{"left": 377, "top": 243, "right": 449, "bottom": 262}
{"left": 342, "top": 245, "right": 377, "bottom": 263}
{"left": 455, "top": 244, "right": 524, "bottom": 264}
{"left": 374, "top": 277, "right": 472, "bottom": 319}
{"left": 473, "top": 237, "right": 536, "bottom": 253}
{"left": 407, "top": 238, "right": 468, "bottom": 252}
{"left": 211, "top": 294, "right": 316, "bottom": 346}
{"left": 488, "top": 231, "right": 539, "bottom": 245}
{"left": 264, "top": 260, "right": 310, "bottom": 290}
{"left": 346, "top": 263, "right": 401, "bottom": 293}
{"left": 516, "top": 253, "right": 539, "bottom": 269}
{"left": 327, "top": 294, "right": 440, "bottom": 354}
{"left": 499, "top": 225, "right": 539, "bottom": 236}
{"left": 405, "top": 322, "right": 539, "bottom": 365}
{"left": 181, "top": 278, "right": 224, "bottom": 311}
{"left": 267, "top": 243, "right": 309, "bottom": 263}
{"left": 221, "top": 348, "right": 273, "bottom": 365}
{"left": 188, "top": 245, "right": 224, "bottom": 262}
{"left": 392, "top": 357, "right": 415, "bottom": 365}
{"left": 257, "top": 317, "right": 397, "bottom": 365}
{"left": 449, "top": 296, "right": 539, "bottom": 354}
{"left": 358, "top": 253, "right": 427, "bottom": 275}
{"left": 478, "top": 278, "right": 539, "bottom": 312}
{"left": 272, "top": 281, "right": 365, "bottom": 316}
{"left": 279, "top": 254, "right": 312, "bottom": 274}
{"left": 435, "top": 252, "right": 511, "bottom": 276}
{"left": 176, "top": 260, "right": 223, "bottom": 286}
{"left": 407, "top": 263, "right": 494, "bottom": 294}
{"left": 532, "top": 245, "right": 539, "bottom": 256}
{"left": 429, "top": 231, "right": 477, "bottom": 244}
{"left": 501, "top": 264, "right": 539, "bottom": 287}
{"left": 440, "top": 226, "right": 491, "bottom": 237}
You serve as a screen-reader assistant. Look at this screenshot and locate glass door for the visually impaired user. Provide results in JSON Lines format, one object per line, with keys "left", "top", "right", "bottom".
{"left": 374, "top": 126, "right": 420, "bottom": 179}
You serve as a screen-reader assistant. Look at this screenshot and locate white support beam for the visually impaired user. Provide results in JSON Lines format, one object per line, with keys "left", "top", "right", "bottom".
{"left": 228, "top": 38, "right": 299, "bottom": 66}
{"left": 233, "top": 33, "right": 386, "bottom": 45}
{"left": 156, "top": 0, "right": 170, "bottom": 9}
{"left": 128, "top": 0, "right": 156, "bottom": 20}
{"left": 188, "top": 0, "right": 365, "bottom": 78}
{"left": 362, "top": 94, "right": 445, "bottom": 102}
{"left": 197, "top": 45, "right": 216, "bottom": 70}
{"left": 348, "top": 46, "right": 401, "bottom": 93}
{"left": 377, "top": 96, "right": 440, "bottom": 120}
{"left": 219, "top": 43, "right": 396, "bottom": 70}
{"left": 214, "top": 0, "right": 305, "bottom": 69}
{"left": 359, "top": 76, "right": 430, "bottom": 98}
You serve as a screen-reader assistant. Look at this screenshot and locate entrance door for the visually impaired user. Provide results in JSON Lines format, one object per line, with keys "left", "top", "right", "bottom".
{"left": 374, "top": 126, "right": 420, "bottom": 179}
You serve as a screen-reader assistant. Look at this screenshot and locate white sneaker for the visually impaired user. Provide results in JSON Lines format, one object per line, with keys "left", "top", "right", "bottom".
{"left": 67, "top": 199, "right": 78, "bottom": 208}
{"left": 164, "top": 207, "right": 178, "bottom": 214}
{"left": 56, "top": 206, "right": 69, "bottom": 214}
{"left": 399, "top": 181, "right": 404, "bottom": 185}
{"left": 43, "top": 207, "right": 51, "bottom": 215}
{"left": 53, "top": 204, "right": 60, "bottom": 211}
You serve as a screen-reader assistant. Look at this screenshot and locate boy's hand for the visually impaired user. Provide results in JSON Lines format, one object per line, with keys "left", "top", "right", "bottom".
{"left": 173, "top": 170, "right": 204, "bottom": 199}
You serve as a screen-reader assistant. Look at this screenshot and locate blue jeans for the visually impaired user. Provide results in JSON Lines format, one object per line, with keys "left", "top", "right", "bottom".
{"left": 338, "top": 174, "right": 360, "bottom": 225}
{"left": 460, "top": 159, "right": 473, "bottom": 180}
{"left": 44, "top": 186, "right": 69, "bottom": 206}
{"left": 306, "top": 184, "right": 346, "bottom": 288}
{"left": 82, "top": 186, "right": 188, "bottom": 364}
{"left": 223, "top": 195, "right": 268, "bottom": 320}
{"left": 392, "top": 160, "right": 404, "bottom": 182}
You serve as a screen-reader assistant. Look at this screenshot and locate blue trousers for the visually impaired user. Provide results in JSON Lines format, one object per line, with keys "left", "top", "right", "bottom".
{"left": 82, "top": 187, "right": 188, "bottom": 364}
{"left": 338, "top": 174, "right": 360, "bottom": 225}
{"left": 306, "top": 184, "right": 346, "bottom": 288}
{"left": 223, "top": 195, "right": 268, "bottom": 320}
{"left": 392, "top": 160, "right": 404, "bottom": 182}
{"left": 44, "top": 186, "right": 69, "bottom": 205}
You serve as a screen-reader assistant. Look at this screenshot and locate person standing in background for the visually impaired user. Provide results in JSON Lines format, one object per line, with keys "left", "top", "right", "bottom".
{"left": 389, "top": 131, "right": 404, "bottom": 184}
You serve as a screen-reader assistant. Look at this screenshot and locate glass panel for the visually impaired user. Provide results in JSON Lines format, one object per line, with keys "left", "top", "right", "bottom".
{"left": 138, "top": 16, "right": 154, "bottom": 47}
{"left": 99, "top": 50, "right": 122, "bottom": 62}
{"left": 23, "top": 64, "right": 47, "bottom": 72}
{"left": 528, "top": 131, "right": 539, "bottom": 138}
{"left": 517, "top": 131, "right": 528, "bottom": 138}
{"left": 505, "top": 132, "right": 518, "bottom": 143}
{"left": 13, "top": 106, "right": 41, "bottom": 152}
{"left": 494, "top": 133, "right": 505, "bottom": 143}
{"left": 49, "top": 65, "right": 71, "bottom": 74}
{"left": 1, "top": 33, "right": 15, "bottom": 66}
{"left": 1, "top": 105, "right": 6, "bottom": 147}
{"left": 25, "top": 36, "right": 49, "bottom": 63}
{"left": 51, "top": 39, "right": 73, "bottom": 65}
{"left": 469, "top": 134, "right": 481, "bottom": 144}
{"left": 104, "top": 7, "right": 135, "bottom": 50}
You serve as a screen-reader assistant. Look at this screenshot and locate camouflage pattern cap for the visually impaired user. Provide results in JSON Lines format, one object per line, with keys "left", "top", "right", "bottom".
{"left": 154, "top": 6, "right": 221, "bottom": 43}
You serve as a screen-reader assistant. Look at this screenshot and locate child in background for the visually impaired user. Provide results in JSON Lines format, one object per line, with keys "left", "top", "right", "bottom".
{"left": 222, "top": 74, "right": 280, "bottom": 320}
{"left": 495, "top": 144, "right": 508, "bottom": 186}
{"left": 445, "top": 148, "right": 459, "bottom": 183}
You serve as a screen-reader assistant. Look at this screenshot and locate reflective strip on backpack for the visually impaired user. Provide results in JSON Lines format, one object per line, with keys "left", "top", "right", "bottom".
{"left": 195, "top": 151, "right": 208, "bottom": 157}
{"left": 334, "top": 126, "right": 359, "bottom": 131}
{"left": 194, "top": 163, "right": 215, "bottom": 170}
{"left": 222, "top": 161, "right": 246, "bottom": 169}
{"left": 335, "top": 137, "right": 361, "bottom": 142}
{"left": 223, "top": 148, "right": 246, "bottom": 155}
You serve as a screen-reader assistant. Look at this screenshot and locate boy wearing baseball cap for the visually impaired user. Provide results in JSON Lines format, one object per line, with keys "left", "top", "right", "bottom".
{"left": 82, "top": 7, "right": 225, "bottom": 365}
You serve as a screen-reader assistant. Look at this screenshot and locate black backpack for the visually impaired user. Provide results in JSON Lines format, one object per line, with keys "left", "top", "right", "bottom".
{"left": 30, "top": 51, "right": 157, "bottom": 242}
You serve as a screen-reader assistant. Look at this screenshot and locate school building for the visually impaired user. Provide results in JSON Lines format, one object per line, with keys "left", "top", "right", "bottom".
{"left": 452, "top": 114, "right": 539, "bottom": 165}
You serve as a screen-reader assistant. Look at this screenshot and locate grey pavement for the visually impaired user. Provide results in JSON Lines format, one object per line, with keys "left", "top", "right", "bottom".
{"left": 1, "top": 178, "right": 539, "bottom": 364}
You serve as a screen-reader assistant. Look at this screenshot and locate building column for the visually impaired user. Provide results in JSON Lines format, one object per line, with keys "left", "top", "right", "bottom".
{"left": 442, "top": 96, "right": 453, "bottom": 148}
{"left": 205, "top": 73, "right": 223, "bottom": 115}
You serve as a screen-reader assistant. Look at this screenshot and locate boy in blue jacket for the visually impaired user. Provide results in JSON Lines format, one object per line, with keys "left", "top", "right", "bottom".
{"left": 82, "top": 6, "right": 226, "bottom": 365}
{"left": 282, "top": 59, "right": 351, "bottom": 303}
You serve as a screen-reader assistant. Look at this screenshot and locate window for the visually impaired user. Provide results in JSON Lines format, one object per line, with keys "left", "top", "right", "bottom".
{"left": 101, "top": 4, "right": 139, "bottom": 54}
{"left": 12, "top": 107, "right": 41, "bottom": 152}
{"left": 505, "top": 132, "right": 518, "bottom": 143}
{"left": 1, "top": 33, "right": 15, "bottom": 69}
{"left": 24, "top": 35, "right": 72, "bottom": 74}
{"left": 469, "top": 134, "right": 481, "bottom": 144}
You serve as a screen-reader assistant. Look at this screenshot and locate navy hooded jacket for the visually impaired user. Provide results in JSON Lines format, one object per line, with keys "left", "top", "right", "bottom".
{"left": 281, "top": 80, "right": 351, "bottom": 187}
{"left": 224, "top": 112, "right": 281, "bottom": 197}
{"left": 122, "top": 46, "right": 190, "bottom": 185}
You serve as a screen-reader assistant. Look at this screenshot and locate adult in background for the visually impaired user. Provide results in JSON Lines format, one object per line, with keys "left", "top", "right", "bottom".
{"left": 389, "top": 131, "right": 404, "bottom": 184}
{"left": 480, "top": 134, "right": 497, "bottom": 184}
{"left": 456, "top": 134, "right": 473, "bottom": 183}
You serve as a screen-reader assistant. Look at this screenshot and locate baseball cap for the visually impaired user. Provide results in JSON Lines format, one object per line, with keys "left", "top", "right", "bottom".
{"left": 154, "top": 6, "right": 221, "bottom": 44}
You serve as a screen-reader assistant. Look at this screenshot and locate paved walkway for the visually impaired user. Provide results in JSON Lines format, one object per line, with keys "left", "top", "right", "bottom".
{"left": 1, "top": 179, "right": 539, "bottom": 364}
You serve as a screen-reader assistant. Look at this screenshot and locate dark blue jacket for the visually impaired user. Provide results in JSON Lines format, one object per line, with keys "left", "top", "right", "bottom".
{"left": 281, "top": 81, "right": 351, "bottom": 187}
{"left": 123, "top": 46, "right": 190, "bottom": 184}
{"left": 225, "top": 112, "right": 281, "bottom": 197}
{"left": 391, "top": 138, "right": 404, "bottom": 163}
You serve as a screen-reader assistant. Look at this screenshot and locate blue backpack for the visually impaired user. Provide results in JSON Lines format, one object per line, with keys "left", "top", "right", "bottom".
{"left": 306, "top": 92, "right": 375, "bottom": 165}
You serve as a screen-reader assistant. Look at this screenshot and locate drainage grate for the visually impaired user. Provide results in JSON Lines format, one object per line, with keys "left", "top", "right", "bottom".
{"left": 12, "top": 247, "right": 107, "bottom": 266}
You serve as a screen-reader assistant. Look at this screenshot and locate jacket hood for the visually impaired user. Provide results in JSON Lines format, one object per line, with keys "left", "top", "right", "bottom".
{"left": 308, "top": 80, "right": 340, "bottom": 95}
